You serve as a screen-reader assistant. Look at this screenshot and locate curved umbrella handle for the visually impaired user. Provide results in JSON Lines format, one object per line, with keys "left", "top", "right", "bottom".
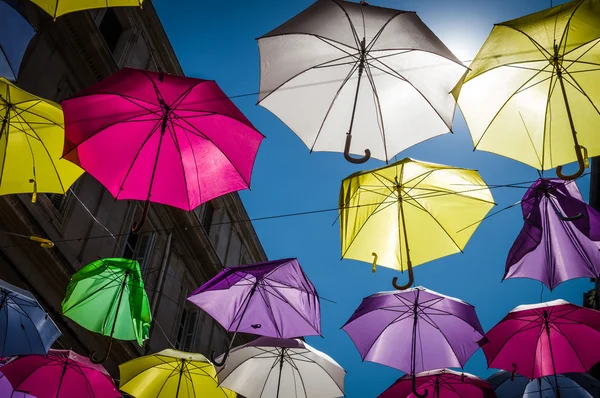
{"left": 556, "top": 145, "right": 586, "bottom": 181}
{"left": 392, "top": 261, "right": 415, "bottom": 290}
{"left": 371, "top": 252, "right": 378, "bottom": 273}
{"left": 511, "top": 364, "right": 517, "bottom": 381}
{"left": 132, "top": 199, "right": 151, "bottom": 233}
{"left": 90, "top": 338, "right": 113, "bottom": 364}
{"left": 29, "top": 236, "right": 54, "bottom": 249}
{"left": 547, "top": 196, "right": 583, "bottom": 221}
{"left": 412, "top": 373, "right": 428, "bottom": 398}
{"left": 211, "top": 348, "right": 229, "bottom": 367}
{"left": 344, "top": 133, "right": 371, "bottom": 164}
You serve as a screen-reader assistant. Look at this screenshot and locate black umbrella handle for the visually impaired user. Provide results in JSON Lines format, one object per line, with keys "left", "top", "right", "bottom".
{"left": 211, "top": 347, "right": 229, "bottom": 367}
{"left": 344, "top": 134, "right": 371, "bottom": 164}
{"left": 547, "top": 195, "right": 583, "bottom": 221}
{"left": 392, "top": 260, "right": 415, "bottom": 290}
{"left": 412, "top": 373, "right": 428, "bottom": 398}
{"left": 90, "top": 338, "right": 113, "bottom": 364}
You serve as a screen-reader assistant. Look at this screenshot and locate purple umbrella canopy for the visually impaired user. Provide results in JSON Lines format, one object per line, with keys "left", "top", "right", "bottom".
{"left": 188, "top": 258, "right": 321, "bottom": 365}
{"left": 504, "top": 178, "right": 600, "bottom": 290}
{"left": 342, "top": 287, "right": 486, "bottom": 397}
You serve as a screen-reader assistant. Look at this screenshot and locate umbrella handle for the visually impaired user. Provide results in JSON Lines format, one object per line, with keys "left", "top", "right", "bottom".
{"left": 211, "top": 347, "right": 229, "bottom": 367}
{"left": 392, "top": 261, "right": 415, "bottom": 290}
{"left": 556, "top": 145, "right": 587, "bottom": 181}
{"left": 29, "top": 236, "right": 54, "bottom": 249}
{"left": 90, "top": 338, "right": 113, "bottom": 364}
{"left": 132, "top": 199, "right": 151, "bottom": 233}
{"left": 344, "top": 133, "right": 371, "bottom": 164}
{"left": 511, "top": 364, "right": 517, "bottom": 381}
{"left": 412, "top": 373, "right": 428, "bottom": 398}
{"left": 546, "top": 195, "right": 583, "bottom": 221}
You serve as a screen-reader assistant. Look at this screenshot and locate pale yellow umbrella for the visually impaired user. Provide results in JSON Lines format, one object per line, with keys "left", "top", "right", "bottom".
{"left": 30, "top": 0, "right": 144, "bottom": 20}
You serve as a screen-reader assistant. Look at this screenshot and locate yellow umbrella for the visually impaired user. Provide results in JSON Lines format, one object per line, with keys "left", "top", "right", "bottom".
{"left": 339, "top": 158, "right": 494, "bottom": 290}
{"left": 0, "top": 78, "right": 83, "bottom": 202}
{"left": 455, "top": 0, "right": 600, "bottom": 180}
{"left": 119, "top": 349, "right": 236, "bottom": 398}
{"left": 31, "top": 0, "right": 143, "bottom": 19}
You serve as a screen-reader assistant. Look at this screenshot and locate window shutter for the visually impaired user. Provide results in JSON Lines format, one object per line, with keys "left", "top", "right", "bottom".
{"left": 47, "top": 194, "right": 65, "bottom": 211}
{"left": 134, "top": 232, "right": 155, "bottom": 270}
{"left": 182, "top": 311, "right": 198, "bottom": 352}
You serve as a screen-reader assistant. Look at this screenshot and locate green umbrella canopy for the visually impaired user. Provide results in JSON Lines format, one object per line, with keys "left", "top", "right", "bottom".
{"left": 62, "top": 258, "right": 151, "bottom": 346}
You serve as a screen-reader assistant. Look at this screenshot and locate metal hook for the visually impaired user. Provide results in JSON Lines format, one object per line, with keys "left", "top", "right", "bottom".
{"left": 392, "top": 260, "right": 415, "bottom": 290}
{"left": 344, "top": 133, "right": 371, "bottom": 164}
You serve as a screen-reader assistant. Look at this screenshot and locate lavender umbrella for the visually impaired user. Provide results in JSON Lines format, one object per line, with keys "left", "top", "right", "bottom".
{"left": 187, "top": 258, "right": 321, "bottom": 366}
{"left": 342, "top": 287, "right": 486, "bottom": 398}
{"left": 504, "top": 178, "right": 600, "bottom": 290}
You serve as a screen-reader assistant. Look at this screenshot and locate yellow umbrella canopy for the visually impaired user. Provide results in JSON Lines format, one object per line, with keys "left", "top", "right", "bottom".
{"left": 455, "top": 0, "right": 600, "bottom": 180}
{"left": 339, "top": 158, "right": 494, "bottom": 290}
{"left": 31, "top": 0, "right": 143, "bottom": 19}
{"left": 119, "top": 349, "right": 236, "bottom": 398}
{"left": 0, "top": 78, "right": 83, "bottom": 201}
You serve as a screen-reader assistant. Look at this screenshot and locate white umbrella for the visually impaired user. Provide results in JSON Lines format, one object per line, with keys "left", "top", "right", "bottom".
{"left": 216, "top": 337, "right": 345, "bottom": 398}
{"left": 257, "top": 0, "right": 465, "bottom": 164}
{"left": 487, "top": 370, "right": 600, "bottom": 398}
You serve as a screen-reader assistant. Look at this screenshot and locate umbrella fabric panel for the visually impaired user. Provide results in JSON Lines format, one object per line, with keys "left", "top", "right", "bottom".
{"left": 483, "top": 300, "right": 600, "bottom": 379}
{"left": 61, "top": 258, "right": 151, "bottom": 346}
{"left": 0, "top": 1, "right": 34, "bottom": 81}
{"left": 258, "top": 0, "right": 465, "bottom": 162}
{"left": 522, "top": 377, "right": 594, "bottom": 398}
{"left": 0, "top": 79, "right": 83, "bottom": 196}
{"left": 379, "top": 369, "right": 496, "bottom": 398}
{"left": 0, "top": 279, "right": 61, "bottom": 357}
{"left": 488, "top": 370, "right": 600, "bottom": 398}
{"left": 30, "top": 0, "right": 143, "bottom": 19}
{"left": 62, "top": 68, "right": 264, "bottom": 211}
{"left": 339, "top": 158, "right": 494, "bottom": 271}
{"left": 342, "top": 288, "right": 485, "bottom": 374}
{"left": 188, "top": 259, "right": 321, "bottom": 338}
{"left": 457, "top": 0, "right": 600, "bottom": 170}
{"left": 119, "top": 349, "right": 236, "bottom": 398}
{"left": 217, "top": 337, "right": 345, "bottom": 398}
{"left": 1, "top": 349, "right": 120, "bottom": 398}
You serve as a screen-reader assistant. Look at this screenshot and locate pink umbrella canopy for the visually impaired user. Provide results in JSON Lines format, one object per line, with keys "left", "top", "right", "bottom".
{"left": 482, "top": 300, "right": 600, "bottom": 380}
{"left": 62, "top": 67, "right": 264, "bottom": 227}
{"left": 379, "top": 369, "right": 497, "bottom": 398}
{"left": 0, "top": 349, "right": 120, "bottom": 398}
{"left": 0, "top": 361, "right": 36, "bottom": 398}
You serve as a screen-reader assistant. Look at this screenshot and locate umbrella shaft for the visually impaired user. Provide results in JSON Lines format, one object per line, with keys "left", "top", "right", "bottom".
{"left": 556, "top": 68, "right": 580, "bottom": 150}
{"left": 348, "top": 38, "right": 367, "bottom": 137}
{"left": 176, "top": 359, "right": 185, "bottom": 397}
{"left": 544, "top": 316, "right": 561, "bottom": 398}
{"left": 276, "top": 349, "right": 285, "bottom": 398}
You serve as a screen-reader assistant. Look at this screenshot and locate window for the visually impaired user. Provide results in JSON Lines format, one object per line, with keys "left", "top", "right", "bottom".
{"left": 176, "top": 308, "right": 198, "bottom": 352}
{"left": 122, "top": 231, "right": 156, "bottom": 271}
{"left": 47, "top": 193, "right": 66, "bottom": 212}
{"left": 202, "top": 202, "right": 215, "bottom": 234}
{"left": 99, "top": 9, "right": 123, "bottom": 53}
{"left": 226, "top": 231, "right": 242, "bottom": 266}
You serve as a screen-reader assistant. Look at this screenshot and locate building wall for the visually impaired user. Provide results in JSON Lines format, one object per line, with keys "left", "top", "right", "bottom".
{"left": 1, "top": 0, "right": 266, "bottom": 377}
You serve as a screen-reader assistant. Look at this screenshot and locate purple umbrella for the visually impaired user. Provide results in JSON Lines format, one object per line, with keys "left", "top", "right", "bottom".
{"left": 504, "top": 178, "right": 600, "bottom": 290}
{"left": 0, "top": 361, "right": 36, "bottom": 398}
{"left": 342, "top": 287, "right": 486, "bottom": 398}
{"left": 187, "top": 258, "right": 321, "bottom": 366}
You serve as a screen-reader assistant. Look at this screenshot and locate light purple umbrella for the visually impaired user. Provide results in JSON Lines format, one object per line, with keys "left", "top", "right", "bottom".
{"left": 187, "top": 258, "right": 321, "bottom": 366}
{"left": 504, "top": 178, "right": 600, "bottom": 290}
{"left": 342, "top": 287, "right": 486, "bottom": 398}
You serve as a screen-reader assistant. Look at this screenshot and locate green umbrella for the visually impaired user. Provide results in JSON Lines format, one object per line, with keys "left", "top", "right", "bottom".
{"left": 62, "top": 258, "right": 151, "bottom": 363}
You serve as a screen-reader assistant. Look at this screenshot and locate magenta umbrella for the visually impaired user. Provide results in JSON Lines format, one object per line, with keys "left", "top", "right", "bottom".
{"left": 0, "top": 362, "right": 36, "bottom": 398}
{"left": 379, "top": 369, "right": 497, "bottom": 398}
{"left": 62, "top": 67, "right": 264, "bottom": 230}
{"left": 482, "top": 300, "right": 600, "bottom": 398}
{"left": 342, "top": 287, "right": 486, "bottom": 398}
{"left": 0, "top": 349, "right": 120, "bottom": 398}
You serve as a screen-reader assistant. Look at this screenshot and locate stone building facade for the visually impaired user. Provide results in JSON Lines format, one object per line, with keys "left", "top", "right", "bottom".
{"left": 0, "top": 0, "right": 265, "bottom": 377}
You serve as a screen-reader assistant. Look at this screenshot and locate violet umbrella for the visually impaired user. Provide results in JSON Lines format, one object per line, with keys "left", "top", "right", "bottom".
{"left": 482, "top": 300, "right": 600, "bottom": 398}
{"left": 61, "top": 67, "right": 264, "bottom": 231}
{"left": 342, "top": 287, "right": 486, "bottom": 398}
{"left": 187, "top": 258, "right": 321, "bottom": 366}
{"left": 0, "top": 349, "right": 121, "bottom": 398}
{"left": 379, "top": 369, "right": 497, "bottom": 398}
{"left": 504, "top": 178, "right": 600, "bottom": 290}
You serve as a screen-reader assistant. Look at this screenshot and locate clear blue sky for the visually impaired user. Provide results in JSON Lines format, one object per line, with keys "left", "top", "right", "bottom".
{"left": 153, "top": 0, "right": 592, "bottom": 396}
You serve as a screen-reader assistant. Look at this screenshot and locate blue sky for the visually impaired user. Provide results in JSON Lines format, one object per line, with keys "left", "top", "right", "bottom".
{"left": 153, "top": 0, "right": 593, "bottom": 396}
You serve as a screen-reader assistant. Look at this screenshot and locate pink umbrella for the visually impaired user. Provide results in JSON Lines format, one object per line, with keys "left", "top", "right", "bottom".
{"left": 482, "top": 300, "right": 600, "bottom": 396}
{"left": 0, "top": 361, "right": 36, "bottom": 398}
{"left": 379, "top": 369, "right": 497, "bottom": 398}
{"left": 62, "top": 68, "right": 264, "bottom": 230}
{"left": 0, "top": 349, "right": 120, "bottom": 398}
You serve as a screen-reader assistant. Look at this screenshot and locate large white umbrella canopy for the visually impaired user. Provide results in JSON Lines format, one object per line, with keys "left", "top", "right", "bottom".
{"left": 257, "top": 0, "right": 466, "bottom": 164}
{"left": 216, "top": 337, "right": 346, "bottom": 398}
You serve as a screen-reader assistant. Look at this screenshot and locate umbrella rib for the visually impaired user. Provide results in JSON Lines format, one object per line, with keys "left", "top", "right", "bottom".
{"left": 562, "top": 69, "right": 600, "bottom": 118}
{"left": 256, "top": 286, "right": 283, "bottom": 337}
{"left": 114, "top": 120, "right": 162, "bottom": 200}
{"left": 473, "top": 64, "right": 551, "bottom": 153}
{"left": 534, "top": 70, "right": 558, "bottom": 169}
{"left": 563, "top": 36, "right": 600, "bottom": 60}
{"left": 557, "top": 1, "right": 585, "bottom": 53}
{"left": 258, "top": 349, "right": 283, "bottom": 398}
{"left": 308, "top": 56, "right": 361, "bottom": 153}
{"left": 10, "top": 296, "right": 47, "bottom": 354}
{"left": 167, "top": 119, "right": 193, "bottom": 211}
{"left": 177, "top": 119, "right": 205, "bottom": 208}
{"left": 258, "top": 35, "right": 358, "bottom": 104}
{"left": 294, "top": 350, "right": 345, "bottom": 394}
{"left": 548, "top": 322, "right": 589, "bottom": 370}
{"left": 259, "top": 285, "right": 319, "bottom": 335}
{"left": 497, "top": 24, "right": 553, "bottom": 59}
{"left": 331, "top": 0, "right": 361, "bottom": 48}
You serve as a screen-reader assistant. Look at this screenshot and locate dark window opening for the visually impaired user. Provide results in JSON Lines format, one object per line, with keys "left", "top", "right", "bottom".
{"left": 202, "top": 202, "right": 215, "bottom": 234}
{"left": 122, "top": 232, "right": 139, "bottom": 260}
{"left": 99, "top": 9, "right": 123, "bottom": 53}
